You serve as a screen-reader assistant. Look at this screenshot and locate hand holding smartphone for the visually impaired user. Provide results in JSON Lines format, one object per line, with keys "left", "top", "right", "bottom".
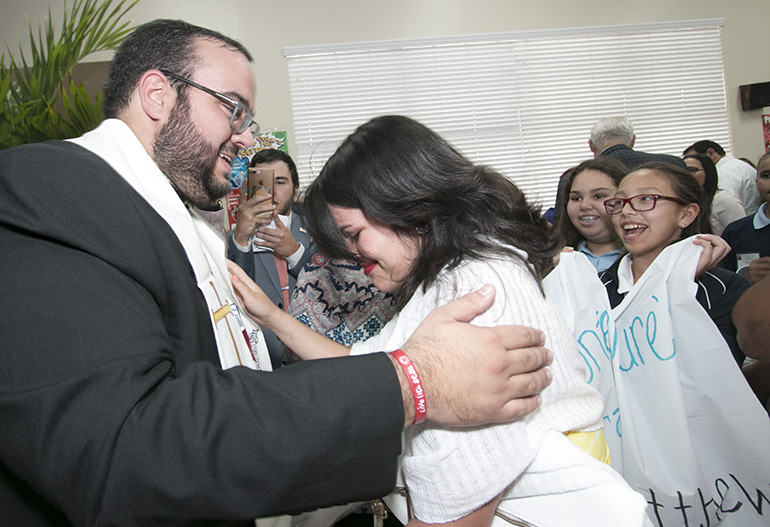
{"left": 239, "top": 167, "right": 275, "bottom": 220}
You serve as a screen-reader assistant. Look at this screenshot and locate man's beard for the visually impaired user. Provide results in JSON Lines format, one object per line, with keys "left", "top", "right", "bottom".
{"left": 153, "top": 95, "right": 233, "bottom": 208}
{"left": 276, "top": 198, "right": 293, "bottom": 216}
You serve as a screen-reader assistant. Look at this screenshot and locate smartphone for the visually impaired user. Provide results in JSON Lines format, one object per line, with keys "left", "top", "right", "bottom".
{"left": 239, "top": 167, "right": 274, "bottom": 220}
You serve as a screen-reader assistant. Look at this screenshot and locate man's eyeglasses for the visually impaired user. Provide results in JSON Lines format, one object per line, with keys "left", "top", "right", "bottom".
{"left": 160, "top": 70, "right": 258, "bottom": 135}
{"left": 603, "top": 194, "right": 684, "bottom": 215}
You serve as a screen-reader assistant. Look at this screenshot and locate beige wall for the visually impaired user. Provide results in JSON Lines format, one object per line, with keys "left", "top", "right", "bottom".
{"left": 4, "top": 0, "right": 769, "bottom": 161}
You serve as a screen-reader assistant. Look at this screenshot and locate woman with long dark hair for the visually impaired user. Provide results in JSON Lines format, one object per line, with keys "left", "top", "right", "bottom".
{"left": 683, "top": 153, "right": 744, "bottom": 235}
{"left": 552, "top": 157, "right": 629, "bottom": 271}
{"left": 229, "top": 115, "right": 647, "bottom": 526}
{"left": 304, "top": 116, "right": 558, "bottom": 309}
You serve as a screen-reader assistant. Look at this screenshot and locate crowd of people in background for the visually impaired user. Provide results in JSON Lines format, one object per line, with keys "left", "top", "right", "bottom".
{"left": 251, "top": 117, "right": 769, "bottom": 389}
{"left": 226, "top": 114, "right": 770, "bottom": 526}
{"left": 549, "top": 117, "right": 768, "bottom": 405}
{"left": 1, "top": 16, "right": 768, "bottom": 527}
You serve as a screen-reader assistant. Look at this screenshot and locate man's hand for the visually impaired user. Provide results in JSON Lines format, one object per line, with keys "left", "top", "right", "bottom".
{"left": 394, "top": 284, "right": 553, "bottom": 428}
{"left": 693, "top": 234, "right": 731, "bottom": 276}
{"left": 744, "top": 256, "right": 770, "bottom": 285}
{"left": 255, "top": 215, "right": 301, "bottom": 258}
{"left": 232, "top": 194, "right": 276, "bottom": 247}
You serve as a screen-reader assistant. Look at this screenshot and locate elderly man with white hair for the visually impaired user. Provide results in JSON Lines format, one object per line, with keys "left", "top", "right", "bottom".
{"left": 588, "top": 116, "right": 687, "bottom": 169}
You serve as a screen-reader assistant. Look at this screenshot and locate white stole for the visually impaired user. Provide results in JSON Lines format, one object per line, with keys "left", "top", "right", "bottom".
{"left": 69, "top": 119, "right": 271, "bottom": 372}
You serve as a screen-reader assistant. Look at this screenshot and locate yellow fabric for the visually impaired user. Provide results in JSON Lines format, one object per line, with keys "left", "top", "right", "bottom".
{"left": 565, "top": 429, "right": 611, "bottom": 465}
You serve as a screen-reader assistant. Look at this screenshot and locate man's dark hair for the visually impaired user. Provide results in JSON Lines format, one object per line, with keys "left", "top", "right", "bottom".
{"left": 682, "top": 140, "right": 726, "bottom": 157}
{"left": 249, "top": 149, "right": 299, "bottom": 189}
{"left": 103, "top": 19, "right": 253, "bottom": 118}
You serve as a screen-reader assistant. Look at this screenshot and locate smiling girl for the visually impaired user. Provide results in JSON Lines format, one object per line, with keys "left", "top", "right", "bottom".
{"left": 553, "top": 157, "right": 629, "bottom": 271}
{"left": 599, "top": 162, "right": 751, "bottom": 365}
{"left": 230, "top": 115, "right": 648, "bottom": 527}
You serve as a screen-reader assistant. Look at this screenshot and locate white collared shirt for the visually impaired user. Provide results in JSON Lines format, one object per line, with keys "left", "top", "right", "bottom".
{"left": 616, "top": 253, "right": 636, "bottom": 294}
{"left": 716, "top": 155, "right": 760, "bottom": 215}
{"left": 69, "top": 119, "right": 271, "bottom": 371}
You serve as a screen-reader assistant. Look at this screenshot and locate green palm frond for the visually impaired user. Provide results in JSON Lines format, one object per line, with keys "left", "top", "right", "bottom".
{"left": 0, "top": 0, "right": 139, "bottom": 150}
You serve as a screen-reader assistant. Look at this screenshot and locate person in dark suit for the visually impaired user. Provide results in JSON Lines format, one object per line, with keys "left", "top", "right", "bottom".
{"left": 0, "top": 19, "right": 554, "bottom": 526}
{"left": 588, "top": 116, "right": 686, "bottom": 169}
{"left": 228, "top": 149, "right": 314, "bottom": 368}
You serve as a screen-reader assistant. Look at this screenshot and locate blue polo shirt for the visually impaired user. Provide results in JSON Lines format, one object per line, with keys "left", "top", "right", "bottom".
{"left": 753, "top": 203, "right": 770, "bottom": 229}
{"left": 576, "top": 241, "right": 626, "bottom": 272}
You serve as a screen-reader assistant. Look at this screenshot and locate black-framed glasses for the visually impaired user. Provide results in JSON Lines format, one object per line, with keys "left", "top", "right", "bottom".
{"left": 685, "top": 166, "right": 704, "bottom": 174}
{"left": 160, "top": 70, "right": 256, "bottom": 135}
{"left": 604, "top": 194, "right": 684, "bottom": 215}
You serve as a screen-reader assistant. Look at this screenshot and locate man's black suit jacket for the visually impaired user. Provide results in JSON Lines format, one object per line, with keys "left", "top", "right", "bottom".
{"left": 601, "top": 144, "right": 687, "bottom": 170}
{"left": 0, "top": 141, "right": 402, "bottom": 526}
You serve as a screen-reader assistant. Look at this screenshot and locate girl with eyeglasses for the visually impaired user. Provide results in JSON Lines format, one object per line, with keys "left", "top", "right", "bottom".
{"left": 683, "top": 153, "right": 745, "bottom": 235}
{"left": 599, "top": 162, "right": 750, "bottom": 366}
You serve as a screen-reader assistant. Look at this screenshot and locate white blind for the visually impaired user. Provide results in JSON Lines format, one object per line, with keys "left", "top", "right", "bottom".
{"left": 285, "top": 19, "right": 728, "bottom": 206}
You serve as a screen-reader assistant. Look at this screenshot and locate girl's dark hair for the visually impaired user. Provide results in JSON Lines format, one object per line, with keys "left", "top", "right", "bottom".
{"left": 550, "top": 166, "right": 576, "bottom": 225}
{"left": 683, "top": 153, "right": 718, "bottom": 204}
{"left": 553, "top": 157, "right": 629, "bottom": 248}
{"left": 304, "top": 115, "right": 560, "bottom": 308}
{"left": 629, "top": 162, "right": 712, "bottom": 238}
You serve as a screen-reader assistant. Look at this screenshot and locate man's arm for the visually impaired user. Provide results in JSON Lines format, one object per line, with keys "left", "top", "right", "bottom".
{"left": 394, "top": 284, "right": 551, "bottom": 427}
{"left": 742, "top": 361, "right": 770, "bottom": 408}
{"left": 229, "top": 258, "right": 553, "bottom": 425}
{"left": 0, "top": 143, "right": 405, "bottom": 523}
{"left": 733, "top": 274, "right": 770, "bottom": 361}
{"left": 1, "top": 143, "right": 553, "bottom": 524}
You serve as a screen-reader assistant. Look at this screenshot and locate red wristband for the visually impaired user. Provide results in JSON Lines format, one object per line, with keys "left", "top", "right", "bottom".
{"left": 390, "top": 349, "right": 427, "bottom": 425}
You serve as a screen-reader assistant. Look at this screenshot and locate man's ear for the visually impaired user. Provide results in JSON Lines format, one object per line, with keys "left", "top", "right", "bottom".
{"left": 629, "top": 135, "right": 636, "bottom": 148}
{"left": 137, "top": 69, "right": 175, "bottom": 122}
{"left": 588, "top": 139, "right": 598, "bottom": 155}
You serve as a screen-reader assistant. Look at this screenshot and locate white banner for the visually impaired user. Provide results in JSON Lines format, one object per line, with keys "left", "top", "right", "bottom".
{"left": 543, "top": 238, "right": 770, "bottom": 526}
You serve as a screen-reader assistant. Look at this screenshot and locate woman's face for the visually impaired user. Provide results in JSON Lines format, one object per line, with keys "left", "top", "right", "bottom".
{"left": 683, "top": 157, "right": 707, "bottom": 187}
{"left": 566, "top": 169, "right": 619, "bottom": 246}
{"left": 329, "top": 205, "right": 419, "bottom": 292}
{"left": 612, "top": 169, "right": 696, "bottom": 262}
